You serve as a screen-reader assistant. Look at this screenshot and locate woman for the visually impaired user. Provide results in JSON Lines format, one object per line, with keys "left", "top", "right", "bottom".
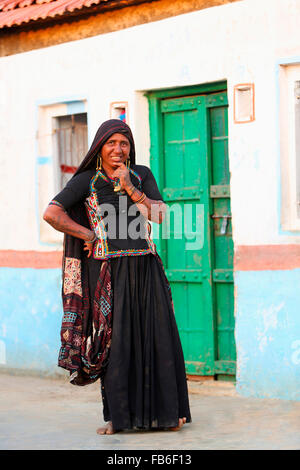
{"left": 43, "top": 119, "right": 191, "bottom": 434}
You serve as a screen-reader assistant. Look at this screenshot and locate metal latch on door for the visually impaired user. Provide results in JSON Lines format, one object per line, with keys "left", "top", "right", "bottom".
{"left": 211, "top": 214, "right": 232, "bottom": 234}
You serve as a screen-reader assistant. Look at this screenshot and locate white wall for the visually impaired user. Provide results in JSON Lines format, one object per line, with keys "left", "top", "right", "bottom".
{"left": 1, "top": 0, "right": 300, "bottom": 251}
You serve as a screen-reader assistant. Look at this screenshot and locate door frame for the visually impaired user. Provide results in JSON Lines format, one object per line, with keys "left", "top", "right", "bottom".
{"left": 145, "top": 80, "right": 236, "bottom": 378}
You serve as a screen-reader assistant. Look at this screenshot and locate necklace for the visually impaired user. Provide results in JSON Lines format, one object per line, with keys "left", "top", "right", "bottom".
{"left": 107, "top": 175, "right": 125, "bottom": 194}
{"left": 98, "top": 167, "right": 122, "bottom": 192}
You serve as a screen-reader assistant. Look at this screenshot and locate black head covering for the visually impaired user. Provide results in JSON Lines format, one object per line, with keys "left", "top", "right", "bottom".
{"left": 74, "top": 119, "right": 136, "bottom": 176}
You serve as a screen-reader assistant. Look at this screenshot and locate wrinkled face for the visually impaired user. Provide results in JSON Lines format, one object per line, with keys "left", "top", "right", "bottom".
{"left": 101, "top": 133, "right": 130, "bottom": 168}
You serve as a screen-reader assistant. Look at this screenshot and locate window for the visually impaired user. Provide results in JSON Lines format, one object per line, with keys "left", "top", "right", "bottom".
{"left": 37, "top": 99, "right": 88, "bottom": 244}
{"left": 110, "top": 101, "right": 128, "bottom": 123}
{"left": 295, "top": 80, "right": 300, "bottom": 218}
{"left": 279, "top": 64, "right": 300, "bottom": 231}
{"left": 53, "top": 113, "right": 88, "bottom": 190}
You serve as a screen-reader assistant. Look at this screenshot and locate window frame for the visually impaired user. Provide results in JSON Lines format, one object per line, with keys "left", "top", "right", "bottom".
{"left": 279, "top": 62, "right": 300, "bottom": 232}
{"left": 37, "top": 99, "right": 88, "bottom": 245}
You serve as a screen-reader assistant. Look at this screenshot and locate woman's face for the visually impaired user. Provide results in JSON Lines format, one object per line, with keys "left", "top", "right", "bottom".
{"left": 101, "top": 133, "right": 130, "bottom": 168}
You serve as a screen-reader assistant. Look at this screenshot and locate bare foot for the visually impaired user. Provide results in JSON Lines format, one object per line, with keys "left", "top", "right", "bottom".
{"left": 169, "top": 417, "right": 187, "bottom": 431}
{"left": 96, "top": 421, "right": 115, "bottom": 435}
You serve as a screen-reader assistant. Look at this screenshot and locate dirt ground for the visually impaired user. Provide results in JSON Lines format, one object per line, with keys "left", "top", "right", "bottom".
{"left": 1, "top": 372, "right": 300, "bottom": 450}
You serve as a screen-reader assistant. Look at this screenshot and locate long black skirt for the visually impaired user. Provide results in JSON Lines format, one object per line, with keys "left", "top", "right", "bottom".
{"left": 87, "top": 253, "right": 191, "bottom": 431}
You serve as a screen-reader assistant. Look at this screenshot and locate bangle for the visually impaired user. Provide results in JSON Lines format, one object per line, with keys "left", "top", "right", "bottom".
{"left": 85, "top": 232, "right": 97, "bottom": 243}
{"left": 127, "top": 185, "right": 137, "bottom": 197}
{"left": 134, "top": 192, "right": 146, "bottom": 204}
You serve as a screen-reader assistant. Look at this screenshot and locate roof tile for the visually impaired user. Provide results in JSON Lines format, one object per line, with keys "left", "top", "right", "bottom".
{"left": 0, "top": 0, "right": 108, "bottom": 28}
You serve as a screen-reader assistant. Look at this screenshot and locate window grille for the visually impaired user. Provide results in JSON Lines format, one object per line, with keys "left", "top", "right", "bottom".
{"left": 55, "top": 113, "right": 88, "bottom": 190}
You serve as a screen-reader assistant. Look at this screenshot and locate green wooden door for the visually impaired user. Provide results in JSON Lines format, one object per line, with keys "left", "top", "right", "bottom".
{"left": 148, "top": 88, "right": 235, "bottom": 378}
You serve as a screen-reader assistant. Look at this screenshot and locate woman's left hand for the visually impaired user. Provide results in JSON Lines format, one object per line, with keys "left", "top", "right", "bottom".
{"left": 111, "top": 162, "right": 131, "bottom": 191}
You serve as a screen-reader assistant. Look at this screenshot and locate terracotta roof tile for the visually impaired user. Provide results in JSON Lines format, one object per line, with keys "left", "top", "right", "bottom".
{"left": 0, "top": 0, "right": 108, "bottom": 28}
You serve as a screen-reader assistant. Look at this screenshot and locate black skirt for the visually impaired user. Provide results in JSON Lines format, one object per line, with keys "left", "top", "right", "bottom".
{"left": 87, "top": 253, "right": 191, "bottom": 431}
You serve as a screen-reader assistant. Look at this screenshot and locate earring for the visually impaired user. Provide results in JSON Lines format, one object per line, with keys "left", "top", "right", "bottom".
{"left": 126, "top": 159, "right": 130, "bottom": 169}
{"left": 96, "top": 154, "right": 102, "bottom": 171}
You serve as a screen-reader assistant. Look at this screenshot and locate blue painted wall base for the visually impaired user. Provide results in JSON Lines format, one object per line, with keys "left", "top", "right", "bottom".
{"left": 1, "top": 266, "right": 300, "bottom": 400}
{"left": 0, "top": 267, "right": 64, "bottom": 376}
{"left": 235, "top": 268, "right": 300, "bottom": 401}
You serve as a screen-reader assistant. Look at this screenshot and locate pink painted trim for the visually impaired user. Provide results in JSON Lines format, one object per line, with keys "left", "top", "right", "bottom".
{"left": 235, "top": 245, "right": 300, "bottom": 271}
{"left": 233, "top": 83, "right": 255, "bottom": 124}
{"left": 1, "top": 245, "right": 299, "bottom": 271}
{"left": 0, "top": 250, "right": 63, "bottom": 269}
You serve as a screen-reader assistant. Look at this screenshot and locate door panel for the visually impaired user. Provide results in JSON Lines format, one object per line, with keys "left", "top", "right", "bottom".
{"left": 151, "top": 90, "right": 235, "bottom": 377}
{"left": 208, "top": 94, "right": 236, "bottom": 375}
{"left": 161, "top": 95, "right": 215, "bottom": 375}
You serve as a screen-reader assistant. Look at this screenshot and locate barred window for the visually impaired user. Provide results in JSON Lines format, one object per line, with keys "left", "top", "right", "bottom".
{"left": 54, "top": 113, "right": 88, "bottom": 190}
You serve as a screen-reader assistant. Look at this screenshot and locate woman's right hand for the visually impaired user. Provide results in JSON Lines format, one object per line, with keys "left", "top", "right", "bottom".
{"left": 43, "top": 205, "right": 98, "bottom": 245}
